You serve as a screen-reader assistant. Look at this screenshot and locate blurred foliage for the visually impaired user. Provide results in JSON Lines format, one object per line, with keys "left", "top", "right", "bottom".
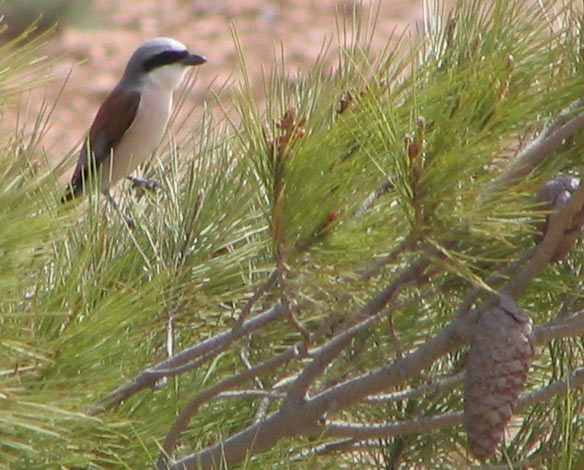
{"left": 0, "top": 0, "right": 91, "bottom": 37}
{"left": 1, "top": 0, "right": 584, "bottom": 469}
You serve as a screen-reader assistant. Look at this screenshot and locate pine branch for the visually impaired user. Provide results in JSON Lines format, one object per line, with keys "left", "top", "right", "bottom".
{"left": 94, "top": 301, "right": 286, "bottom": 413}
{"left": 291, "top": 367, "right": 584, "bottom": 448}
{"left": 486, "top": 106, "right": 584, "bottom": 198}
{"left": 213, "top": 390, "right": 286, "bottom": 401}
{"left": 157, "top": 342, "right": 308, "bottom": 469}
{"left": 501, "top": 180, "right": 584, "bottom": 298}
{"left": 363, "top": 372, "right": 463, "bottom": 404}
{"left": 285, "top": 255, "right": 432, "bottom": 403}
{"left": 291, "top": 438, "right": 378, "bottom": 460}
{"left": 167, "top": 295, "right": 584, "bottom": 470}
{"left": 535, "top": 310, "right": 584, "bottom": 342}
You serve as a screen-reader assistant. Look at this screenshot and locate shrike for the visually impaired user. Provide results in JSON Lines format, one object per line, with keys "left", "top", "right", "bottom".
{"left": 62, "top": 37, "right": 206, "bottom": 222}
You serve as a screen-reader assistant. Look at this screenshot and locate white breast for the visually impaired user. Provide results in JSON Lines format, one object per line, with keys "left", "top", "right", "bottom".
{"left": 103, "top": 87, "right": 173, "bottom": 187}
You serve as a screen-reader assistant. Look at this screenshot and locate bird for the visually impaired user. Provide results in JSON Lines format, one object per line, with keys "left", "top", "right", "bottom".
{"left": 62, "top": 37, "right": 207, "bottom": 224}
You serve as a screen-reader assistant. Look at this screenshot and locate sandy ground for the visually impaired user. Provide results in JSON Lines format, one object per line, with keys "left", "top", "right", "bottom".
{"left": 2, "top": 0, "right": 435, "bottom": 169}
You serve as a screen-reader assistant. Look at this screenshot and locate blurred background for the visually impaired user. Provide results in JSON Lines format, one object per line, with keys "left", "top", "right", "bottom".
{"left": 0, "top": 0, "right": 431, "bottom": 163}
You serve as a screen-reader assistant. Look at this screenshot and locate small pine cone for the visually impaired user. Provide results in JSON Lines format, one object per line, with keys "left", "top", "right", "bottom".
{"left": 464, "top": 296, "right": 535, "bottom": 461}
{"left": 535, "top": 175, "right": 584, "bottom": 261}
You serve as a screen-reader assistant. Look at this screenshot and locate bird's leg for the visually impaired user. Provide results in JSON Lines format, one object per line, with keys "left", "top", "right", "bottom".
{"left": 105, "top": 191, "right": 135, "bottom": 229}
{"left": 127, "top": 176, "right": 160, "bottom": 192}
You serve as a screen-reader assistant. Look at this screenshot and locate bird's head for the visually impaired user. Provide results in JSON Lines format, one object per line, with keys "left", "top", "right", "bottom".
{"left": 122, "top": 37, "right": 207, "bottom": 91}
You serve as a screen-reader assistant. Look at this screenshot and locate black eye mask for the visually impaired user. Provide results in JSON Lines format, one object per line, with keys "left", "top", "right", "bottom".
{"left": 143, "top": 49, "right": 189, "bottom": 72}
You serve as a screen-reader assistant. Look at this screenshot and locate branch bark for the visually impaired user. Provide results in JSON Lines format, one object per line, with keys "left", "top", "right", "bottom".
{"left": 486, "top": 107, "right": 584, "bottom": 197}
{"left": 166, "top": 297, "right": 584, "bottom": 470}
{"left": 94, "top": 301, "right": 286, "bottom": 413}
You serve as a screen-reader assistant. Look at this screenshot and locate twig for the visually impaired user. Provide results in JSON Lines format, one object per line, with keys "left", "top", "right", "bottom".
{"left": 277, "top": 264, "right": 312, "bottom": 343}
{"left": 282, "top": 293, "right": 311, "bottom": 343}
{"left": 535, "top": 310, "right": 584, "bottom": 342}
{"left": 540, "top": 97, "right": 584, "bottom": 139}
{"left": 502, "top": 181, "right": 584, "bottom": 298}
{"left": 285, "top": 256, "right": 432, "bottom": 404}
{"left": 239, "top": 346, "right": 271, "bottom": 424}
{"left": 322, "top": 413, "right": 462, "bottom": 439}
{"left": 233, "top": 271, "right": 278, "bottom": 330}
{"left": 386, "top": 309, "right": 403, "bottom": 359}
{"left": 157, "top": 342, "right": 308, "bottom": 468}
{"left": 363, "top": 372, "right": 463, "bottom": 404}
{"left": 355, "top": 179, "right": 394, "bottom": 217}
{"left": 487, "top": 108, "right": 584, "bottom": 197}
{"left": 292, "top": 438, "right": 361, "bottom": 460}
{"left": 357, "top": 238, "right": 412, "bottom": 281}
{"left": 94, "top": 302, "right": 286, "bottom": 413}
{"left": 319, "top": 368, "right": 584, "bottom": 440}
{"left": 213, "top": 390, "right": 286, "bottom": 401}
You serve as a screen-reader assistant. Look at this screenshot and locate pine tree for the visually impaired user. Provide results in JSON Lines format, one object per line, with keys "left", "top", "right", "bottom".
{"left": 3, "top": 1, "right": 584, "bottom": 469}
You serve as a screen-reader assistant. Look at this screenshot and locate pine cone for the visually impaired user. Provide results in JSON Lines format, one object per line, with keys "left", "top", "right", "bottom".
{"left": 464, "top": 296, "right": 535, "bottom": 461}
{"left": 535, "top": 175, "right": 584, "bottom": 261}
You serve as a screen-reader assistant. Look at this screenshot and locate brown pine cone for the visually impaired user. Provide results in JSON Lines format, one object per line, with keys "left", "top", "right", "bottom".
{"left": 464, "top": 296, "right": 535, "bottom": 461}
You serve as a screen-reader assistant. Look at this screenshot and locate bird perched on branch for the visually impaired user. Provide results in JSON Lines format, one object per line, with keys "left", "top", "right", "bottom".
{"left": 62, "top": 37, "right": 207, "bottom": 225}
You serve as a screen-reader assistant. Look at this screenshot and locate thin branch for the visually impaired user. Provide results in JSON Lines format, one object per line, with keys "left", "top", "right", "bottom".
{"left": 233, "top": 270, "right": 278, "bottom": 329}
{"left": 158, "top": 342, "right": 308, "bottom": 468}
{"left": 277, "top": 263, "right": 312, "bottom": 343}
{"left": 540, "top": 96, "right": 584, "bottom": 139}
{"left": 355, "top": 178, "right": 394, "bottom": 217}
{"left": 292, "top": 438, "right": 383, "bottom": 461}
{"left": 487, "top": 108, "right": 584, "bottom": 197}
{"left": 239, "top": 346, "right": 264, "bottom": 390}
{"left": 300, "top": 438, "right": 357, "bottom": 457}
{"left": 213, "top": 390, "right": 286, "bottom": 401}
{"left": 301, "top": 289, "right": 472, "bottom": 426}
{"left": 357, "top": 238, "right": 412, "bottom": 281}
{"left": 535, "top": 310, "right": 584, "bottom": 342}
{"left": 363, "top": 372, "right": 463, "bottom": 404}
{"left": 519, "top": 368, "right": 584, "bottom": 408}
{"left": 94, "top": 302, "right": 286, "bottom": 413}
{"left": 285, "top": 256, "right": 432, "bottom": 404}
{"left": 322, "top": 413, "right": 462, "bottom": 439}
{"left": 320, "top": 367, "right": 584, "bottom": 440}
{"left": 502, "top": 181, "right": 584, "bottom": 298}
{"left": 239, "top": 346, "right": 271, "bottom": 424}
{"left": 145, "top": 349, "right": 220, "bottom": 378}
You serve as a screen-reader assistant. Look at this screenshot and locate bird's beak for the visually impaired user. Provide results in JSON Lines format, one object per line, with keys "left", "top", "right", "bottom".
{"left": 182, "top": 53, "right": 207, "bottom": 66}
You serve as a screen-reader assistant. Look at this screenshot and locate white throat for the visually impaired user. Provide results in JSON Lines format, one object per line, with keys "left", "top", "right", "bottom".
{"left": 145, "top": 64, "right": 188, "bottom": 91}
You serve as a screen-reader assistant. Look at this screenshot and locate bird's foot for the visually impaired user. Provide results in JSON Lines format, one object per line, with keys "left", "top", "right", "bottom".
{"left": 128, "top": 176, "right": 160, "bottom": 192}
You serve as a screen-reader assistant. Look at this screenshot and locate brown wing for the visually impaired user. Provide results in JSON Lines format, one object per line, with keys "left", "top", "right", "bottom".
{"left": 62, "top": 86, "right": 141, "bottom": 201}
